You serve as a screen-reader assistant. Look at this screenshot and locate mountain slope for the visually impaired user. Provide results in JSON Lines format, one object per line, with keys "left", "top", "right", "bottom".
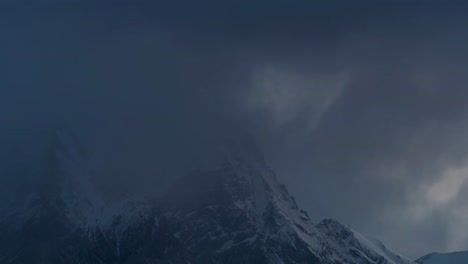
{"left": 159, "top": 147, "right": 414, "bottom": 264}
{"left": 317, "top": 219, "right": 414, "bottom": 264}
{"left": 0, "top": 132, "right": 191, "bottom": 264}
{"left": 161, "top": 154, "right": 323, "bottom": 264}
{"left": 416, "top": 251, "right": 468, "bottom": 264}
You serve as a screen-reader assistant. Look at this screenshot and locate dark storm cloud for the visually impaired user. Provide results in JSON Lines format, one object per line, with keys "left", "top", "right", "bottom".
{"left": 2, "top": 0, "right": 468, "bottom": 259}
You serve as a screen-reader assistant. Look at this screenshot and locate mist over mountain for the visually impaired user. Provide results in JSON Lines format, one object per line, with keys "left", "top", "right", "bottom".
{"left": 0, "top": 132, "right": 416, "bottom": 264}
{"left": 2, "top": 0, "right": 468, "bottom": 261}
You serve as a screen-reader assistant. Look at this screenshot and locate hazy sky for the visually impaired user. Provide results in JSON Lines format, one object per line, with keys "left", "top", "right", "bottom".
{"left": 2, "top": 1, "right": 468, "bottom": 259}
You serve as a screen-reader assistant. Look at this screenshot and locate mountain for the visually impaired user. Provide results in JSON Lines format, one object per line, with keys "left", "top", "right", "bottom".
{"left": 416, "top": 251, "right": 468, "bottom": 264}
{"left": 0, "top": 132, "right": 189, "bottom": 264}
{"left": 0, "top": 134, "right": 415, "bottom": 264}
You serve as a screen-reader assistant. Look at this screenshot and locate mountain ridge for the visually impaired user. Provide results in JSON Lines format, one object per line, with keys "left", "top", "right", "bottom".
{"left": 0, "top": 134, "right": 416, "bottom": 264}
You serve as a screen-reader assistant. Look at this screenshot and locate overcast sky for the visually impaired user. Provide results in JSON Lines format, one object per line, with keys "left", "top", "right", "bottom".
{"left": 2, "top": 0, "right": 468, "bottom": 259}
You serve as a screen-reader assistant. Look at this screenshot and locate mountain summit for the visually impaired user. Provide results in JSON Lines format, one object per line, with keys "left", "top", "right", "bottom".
{"left": 0, "top": 135, "right": 415, "bottom": 264}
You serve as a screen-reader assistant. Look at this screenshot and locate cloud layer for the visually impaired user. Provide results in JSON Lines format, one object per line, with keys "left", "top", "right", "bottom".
{"left": 2, "top": 1, "right": 468, "bottom": 259}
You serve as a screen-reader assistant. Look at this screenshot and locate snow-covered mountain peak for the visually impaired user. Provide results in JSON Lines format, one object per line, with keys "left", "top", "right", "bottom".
{"left": 19, "top": 129, "right": 152, "bottom": 231}
{"left": 0, "top": 134, "right": 417, "bottom": 264}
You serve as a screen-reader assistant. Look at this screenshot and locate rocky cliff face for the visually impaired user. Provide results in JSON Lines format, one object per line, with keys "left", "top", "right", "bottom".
{"left": 0, "top": 135, "right": 415, "bottom": 264}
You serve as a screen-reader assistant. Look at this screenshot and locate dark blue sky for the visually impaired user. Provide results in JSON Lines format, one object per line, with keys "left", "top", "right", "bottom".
{"left": 2, "top": 0, "right": 468, "bottom": 258}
